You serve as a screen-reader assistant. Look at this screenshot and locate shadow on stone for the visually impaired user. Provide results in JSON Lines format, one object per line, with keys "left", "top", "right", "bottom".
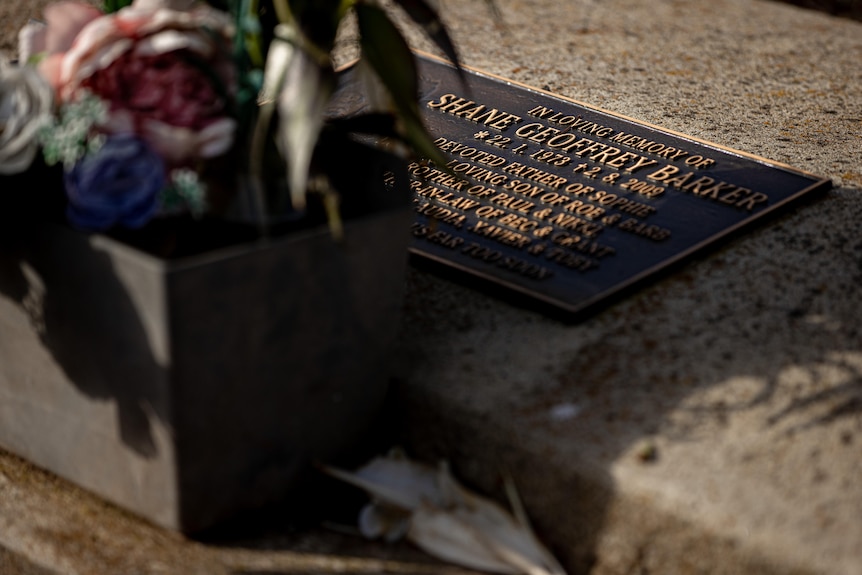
{"left": 0, "top": 223, "right": 168, "bottom": 458}
{"left": 385, "top": 185, "right": 862, "bottom": 573}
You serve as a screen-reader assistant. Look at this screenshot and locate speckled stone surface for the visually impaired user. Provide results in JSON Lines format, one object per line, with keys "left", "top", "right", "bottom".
{"left": 1, "top": 0, "right": 861, "bottom": 574}
{"left": 392, "top": 1, "right": 862, "bottom": 574}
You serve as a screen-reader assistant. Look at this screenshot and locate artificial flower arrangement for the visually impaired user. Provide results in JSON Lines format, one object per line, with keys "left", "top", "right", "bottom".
{"left": 0, "top": 0, "right": 473, "bottom": 534}
{"left": 1, "top": 0, "right": 460, "bottom": 246}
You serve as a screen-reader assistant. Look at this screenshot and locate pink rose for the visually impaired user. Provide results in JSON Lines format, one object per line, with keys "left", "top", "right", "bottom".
{"left": 18, "top": 2, "right": 103, "bottom": 71}
{"left": 19, "top": 2, "right": 108, "bottom": 95}
{"left": 20, "top": 0, "right": 236, "bottom": 165}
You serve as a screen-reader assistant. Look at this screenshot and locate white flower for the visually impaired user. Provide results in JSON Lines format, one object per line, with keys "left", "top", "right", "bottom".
{"left": 325, "top": 452, "right": 568, "bottom": 575}
{"left": 0, "top": 58, "right": 54, "bottom": 175}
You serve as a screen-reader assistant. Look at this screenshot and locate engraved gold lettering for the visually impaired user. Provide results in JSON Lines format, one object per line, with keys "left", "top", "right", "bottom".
{"left": 609, "top": 132, "right": 689, "bottom": 161}
{"left": 416, "top": 91, "right": 785, "bottom": 287}
{"left": 527, "top": 106, "right": 614, "bottom": 136}
{"left": 718, "top": 187, "right": 749, "bottom": 205}
{"left": 472, "top": 108, "right": 507, "bottom": 125}
{"left": 415, "top": 201, "right": 467, "bottom": 228}
{"left": 434, "top": 138, "right": 509, "bottom": 166}
{"left": 550, "top": 232, "right": 616, "bottom": 258}
{"left": 604, "top": 151, "right": 639, "bottom": 169}
{"left": 515, "top": 122, "right": 543, "bottom": 139}
{"left": 562, "top": 200, "right": 606, "bottom": 220}
{"left": 425, "top": 229, "right": 465, "bottom": 250}
{"left": 571, "top": 119, "right": 615, "bottom": 138}
{"left": 448, "top": 196, "right": 480, "bottom": 210}
{"left": 646, "top": 164, "right": 681, "bottom": 182}
{"left": 496, "top": 256, "right": 554, "bottom": 280}
{"left": 555, "top": 137, "right": 595, "bottom": 154}
{"left": 546, "top": 213, "right": 603, "bottom": 238}
{"left": 527, "top": 126, "right": 560, "bottom": 144}
{"left": 664, "top": 149, "right": 688, "bottom": 161}
{"left": 545, "top": 133, "right": 579, "bottom": 149}
{"left": 408, "top": 162, "right": 433, "bottom": 177}
{"left": 462, "top": 242, "right": 503, "bottom": 262}
{"left": 428, "top": 95, "right": 476, "bottom": 113}
{"left": 467, "top": 184, "right": 494, "bottom": 198}
{"left": 498, "top": 213, "right": 539, "bottom": 232}
{"left": 589, "top": 191, "right": 657, "bottom": 217}
{"left": 545, "top": 141, "right": 658, "bottom": 173}
{"left": 662, "top": 171, "right": 696, "bottom": 188}
{"left": 452, "top": 103, "right": 488, "bottom": 120}
{"left": 456, "top": 105, "right": 523, "bottom": 130}
{"left": 427, "top": 93, "right": 459, "bottom": 109}
{"left": 504, "top": 179, "right": 545, "bottom": 198}
{"left": 462, "top": 240, "right": 555, "bottom": 280}
{"left": 447, "top": 160, "right": 510, "bottom": 186}
{"left": 515, "top": 122, "right": 561, "bottom": 143}
{"left": 680, "top": 176, "right": 715, "bottom": 194}
{"left": 539, "top": 192, "right": 568, "bottom": 207}
{"left": 544, "top": 247, "right": 598, "bottom": 272}
{"left": 696, "top": 182, "right": 737, "bottom": 200}
{"left": 575, "top": 141, "right": 607, "bottom": 157}
{"left": 533, "top": 207, "right": 554, "bottom": 220}
{"left": 503, "top": 162, "right": 568, "bottom": 189}
{"left": 684, "top": 155, "right": 717, "bottom": 169}
{"left": 428, "top": 100, "right": 523, "bottom": 132}
{"left": 564, "top": 182, "right": 596, "bottom": 196}
{"left": 490, "top": 192, "right": 536, "bottom": 213}
{"left": 589, "top": 191, "right": 620, "bottom": 206}
{"left": 533, "top": 226, "right": 554, "bottom": 238}
{"left": 475, "top": 205, "right": 505, "bottom": 218}
{"left": 487, "top": 112, "right": 524, "bottom": 131}
{"left": 590, "top": 146, "right": 623, "bottom": 164}
{"left": 412, "top": 180, "right": 480, "bottom": 210}
{"left": 470, "top": 220, "right": 533, "bottom": 249}
{"left": 532, "top": 108, "right": 576, "bottom": 125}
{"left": 735, "top": 192, "right": 768, "bottom": 211}
{"left": 627, "top": 156, "right": 659, "bottom": 173}
{"left": 618, "top": 218, "right": 671, "bottom": 241}
{"left": 409, "top": 164, "right": 468, "bottom": 193}
{"left": 429, "top": 171, "right": 461, "bottom": 188}
{"left": 530, "top": 149, "right": 571, "bottom": 167}
{"left": 617, "top": 178, "right": 663, "bottom": 199}
{"left": 527, "top": 105, "right": 556, "bottom": 118}
{"left": 648, "top": 166, "right": 768, "bottom": 211}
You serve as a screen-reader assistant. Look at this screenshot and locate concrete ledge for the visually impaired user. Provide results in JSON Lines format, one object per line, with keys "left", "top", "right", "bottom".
{"left": 0, "top": 448, "right": 483, "bottom": 574}
{"left": 394, "top": 0, "right": 862, "bottom": 573}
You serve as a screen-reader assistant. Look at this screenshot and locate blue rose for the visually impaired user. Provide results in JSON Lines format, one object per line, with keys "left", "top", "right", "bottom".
{"left": 64, "top": 134, "right": 166, "bottom": 231}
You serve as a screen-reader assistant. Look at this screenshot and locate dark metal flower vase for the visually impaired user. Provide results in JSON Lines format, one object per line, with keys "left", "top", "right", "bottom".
{"left": 0, "top": 161, "right": 411, "bottom": 532}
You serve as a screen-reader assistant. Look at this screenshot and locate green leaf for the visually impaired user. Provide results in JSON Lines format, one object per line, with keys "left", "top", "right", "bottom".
{"left": 282, "top": 0, "right": 345, "bottom": 53}
{"left": 239, "top": 0, "right": 265, "bottom": 67}
{"left": 356, "top": 4, "right": 448, "bottom": 167}
{"left": 274, "top": 30, "right": 336, "bottom": 210}
{"left": 102, "top": 0, "right": 133, "bottom": 13}
{"left": 400, "top": 103, "right": 450, "bottom": 168}
{"left": 356, "top": 3, "right": 418, "bottom": 113}
{"left": 392, "top": 0, "right": 465, "bottom": 83}
{"left": 325, "top": 113, "right": 401, "bottom": 139}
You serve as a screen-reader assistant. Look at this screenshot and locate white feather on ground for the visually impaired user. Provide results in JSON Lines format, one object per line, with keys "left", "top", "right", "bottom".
{"left": 323, "top": 452, "right": 567, "bottom": 575}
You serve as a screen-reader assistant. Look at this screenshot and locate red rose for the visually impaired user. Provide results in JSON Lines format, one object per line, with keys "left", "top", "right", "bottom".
{"left": 21, "top": 0, "right": 237, "bottom": 165}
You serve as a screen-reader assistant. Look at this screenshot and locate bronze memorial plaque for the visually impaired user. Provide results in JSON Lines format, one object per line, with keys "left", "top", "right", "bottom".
{"left": 407, "top": 56, "right": 830, "bottom": 318}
